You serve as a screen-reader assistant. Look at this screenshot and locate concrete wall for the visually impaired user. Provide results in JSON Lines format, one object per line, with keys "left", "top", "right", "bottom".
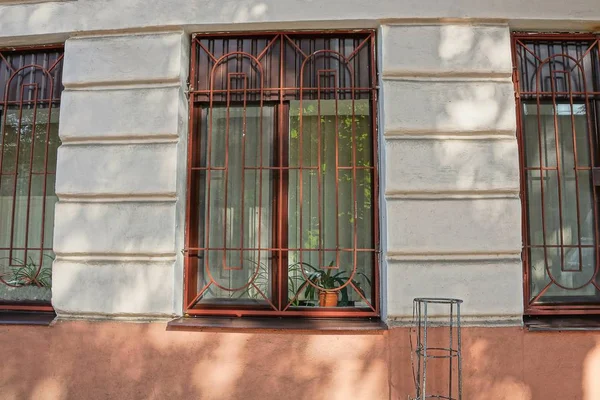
{"left": 1, "top": 0, "right": 599, "bottom": 320}
{"left": 2, "top": 3, "right": 600, "bottom": 400}
{"left": 380, "top": 23, "right": 522, "bottom": 323}
{"left": 2, "top": 322, "right": 600, "bottom": 400}
{"left": 1, "top": 0, "right": 600, "bottom": 44}
{"left": 45, "top": 22, "right": 525, "bottom": 321}
{"left": 51, "top": 32, "right": 190, "bottom": 317}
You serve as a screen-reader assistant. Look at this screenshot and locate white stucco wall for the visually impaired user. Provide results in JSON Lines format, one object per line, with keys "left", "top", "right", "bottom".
{"left": 1, "top": 0, "right": 597, "bottom": 320}
{"left": 51, "top": 32, "right": 189, "bottom": 317}
{"left": 0, "top": 0, "right": 600, "bottom": 44}
{"left": 380, "top": 23, "right": 522, "bottom": 323}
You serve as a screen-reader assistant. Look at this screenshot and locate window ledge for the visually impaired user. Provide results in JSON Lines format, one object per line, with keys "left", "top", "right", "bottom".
{"left": 0, "top": 311, "right": 56, "bottom": 326}
{"left": 525, "top": 315, "right": 600, "bottom": 331}
{"left": 167, "top": 316, "right": 387, "bottom": 334}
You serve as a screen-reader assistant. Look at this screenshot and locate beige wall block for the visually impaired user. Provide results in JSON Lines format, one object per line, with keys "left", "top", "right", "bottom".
{"left": 386, "top": 197, "right": 521, "bottom": 253}
{"left": 386, "top": 259, "right": 523, "bottom": 317}
{"left": 52, "top": 260, "right": 175, "bottom": 316}
{"left": 382, "top": 80, "right": 516, "bottom": 133}
{"left": 56, "top": 143, "right": 177, "bottom": 196}
{"left": 382, "top": 25, "right": 512, "bottom": 75}
{"left": 384, "top": 138, "right": 519, "bottom": 192}
{"left": 53, "top": 202, "right": 177, "bottom": 255}
{"left": 63, "top": 33, "right": 184, "bottom": 86}
{"left": 59, "top": 88, "right": 181, "bottom": 140}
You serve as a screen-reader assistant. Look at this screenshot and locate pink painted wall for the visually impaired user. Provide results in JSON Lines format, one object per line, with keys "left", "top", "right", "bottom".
{"left": 2, "top": 322, "right": 600, "bottom": 400}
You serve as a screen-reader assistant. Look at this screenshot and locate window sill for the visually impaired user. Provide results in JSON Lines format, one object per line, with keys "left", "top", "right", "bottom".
{"left": 167, "top": 316, "right": 387, "bottom": 334}
{"left": 0, "top": 310, "right": 56, "bottom": 326}
{"left": 525, "top": 315, "right": 600, "bottom": 331}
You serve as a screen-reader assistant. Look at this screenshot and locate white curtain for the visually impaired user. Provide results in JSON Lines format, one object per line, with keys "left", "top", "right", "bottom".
{"left": 523, "top": 103, "right": 598, "bottom": 301}
{"left": 200, "top": 106, "right": 274, "bottom": 302}
{"left": 287, "top": 99, "right": 374, "bottom": 305}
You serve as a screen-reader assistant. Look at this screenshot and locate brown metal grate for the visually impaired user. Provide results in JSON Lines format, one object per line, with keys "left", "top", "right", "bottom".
{"left": 513, "top": 34, "right": 600, "bottom": 315}
{"left": 0, "top": 45, "right": 63, "bottom": 312}
{"left": 185, "top": 32, "right": 379, "bottom": 317}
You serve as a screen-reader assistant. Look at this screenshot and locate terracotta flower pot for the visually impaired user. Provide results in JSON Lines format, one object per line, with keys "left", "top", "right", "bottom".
{"left": 318, "top": 291, "right": 338, "bottom": 307}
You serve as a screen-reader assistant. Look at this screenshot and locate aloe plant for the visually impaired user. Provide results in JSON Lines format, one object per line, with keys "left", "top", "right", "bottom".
{"left": 1, "top": 255, "right": 54, "bottom": 288}
{"left": 290, "top": 261, "right": 371, "bottom": 306}
{"left": 230, "top": 259, "right": 371, "bottom": 307}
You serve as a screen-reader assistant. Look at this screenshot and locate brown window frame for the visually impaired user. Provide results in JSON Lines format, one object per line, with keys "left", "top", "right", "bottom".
{"left": 512, "top": 33, "right": 600, "bottom": 316}
{"left": 184, "top": 31, "right": 380, "bottom": 318}
{"left": 0, "top": 44, "right": 64, "bottom": 313}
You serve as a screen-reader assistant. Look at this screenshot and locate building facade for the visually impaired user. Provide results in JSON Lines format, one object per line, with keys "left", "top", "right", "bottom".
{"left": 1, "top": 1, "right": 600, "bottom": 399}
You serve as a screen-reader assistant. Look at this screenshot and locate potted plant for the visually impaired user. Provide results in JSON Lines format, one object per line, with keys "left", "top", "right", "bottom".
{"left": 290, "top": 261, "right": 370, "bottom": 307}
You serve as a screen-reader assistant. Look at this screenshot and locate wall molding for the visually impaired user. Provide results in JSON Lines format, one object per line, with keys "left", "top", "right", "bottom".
{"left": 385, "top": 189, "right": 520, "bottom": 200}
{"left": 384, "top": 129, "right": 515, "bottom": 140}
{"left": 379, "top": 18, "right": 510, "bottom": 27}
{"left": 54, "top": 253, "right": 178, "bottom": 261}
{"left": 0, "top": 0, "right": 74, "bottom": 5}
{"left": 386, "top": 250, "right": 522, "bottom": 262}
{"left": 387, "top": 314, "right": 523, "bottom": 327}
{"left": 59, "top": 135, "right": 179, "bottom": 146}
{"left": 382, "top": 71, "right": 512, "bottom": 83}
{"left": 57, "top": 194, "right": 177, "bottom": 203}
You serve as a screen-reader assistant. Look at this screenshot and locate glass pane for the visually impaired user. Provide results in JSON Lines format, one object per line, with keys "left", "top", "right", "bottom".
{"left": 194, "top": 106, "right": 275, "bottom": 304}
{"left": 0, "top": 106, "right": 59, "bottom": 304}
{"left": 287, "top": 99, "right": 375, "bottom": 308}
{"left": 522, "top": 102, "right": 599, "bottom": 303}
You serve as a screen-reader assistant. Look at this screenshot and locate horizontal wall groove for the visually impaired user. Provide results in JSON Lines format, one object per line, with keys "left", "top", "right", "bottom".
{"left": 63, "top": 82, "right": 183, "bottom": 92}
{"left": 63, "top": 78, "right": 182, "bottom": 90}
{"left": 57, "top": 194, "right": 177, "bottom": 203}
{"left": 379, "top": 18, "right": 510, "bottom": 27}
{"left": 69, "top": 29, "right": 185, "bottom": 40}
{"left": 59, "top": 135, "right": 179, "bottom": 145}
{"left": 0, "top": 0, "right": 74, "bottom": 4}
{"left": 384, "top": 129, "right": 515, "bottom": 140}
{"left": 55, "top": 254, "right": 177, "bottom": 262}
{"left": 387, "top": 315, "right": 522, "bottom": 327}
{"left": 385, "top": 190, "right": 520, "bottom": 200}
{"left": 381, "top": 71, "right": 512, "bottom": 82}
{"left": 54, "top": 313, "right": 175, "bottom": 322}
{"left": 386, "top": 250, "right": 522, "bottom": 262}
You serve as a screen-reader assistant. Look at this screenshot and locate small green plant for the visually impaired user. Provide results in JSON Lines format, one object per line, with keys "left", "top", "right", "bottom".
{"left": 237, "top": 259, "right": 305, "bottom": 306}
{"left": 227, "top": 258, "right": 371, "bottom": 308}
{"left": 290, "top": 260, "right": 371, "bottom": 306}
{"left": 1, "top": 255, "right": 53, "bottom": 288}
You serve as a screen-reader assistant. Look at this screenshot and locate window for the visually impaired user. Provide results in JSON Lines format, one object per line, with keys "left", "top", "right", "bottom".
{"left": 184, "top": 32, "right": 379, "bottom": 317}
{"left": 513, "top": 34, "right": 600, "bottom": 315}
{"left": 0, "top": 46, "right": 63, "bottom": 311}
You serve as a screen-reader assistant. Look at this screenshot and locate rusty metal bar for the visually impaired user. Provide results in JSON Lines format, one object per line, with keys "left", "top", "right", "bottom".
{"left": 22, "top": 82, "right": 40, "bottom": 268}
{"left": 8, "top": 82, "right": 29, "bottom": 266}
{"left": 565, "top": 69, "right": 584, "bottom": 272}
{"left": 221, "top": 72, "right": 232, "bottom": 271}
{"left": 316, "top": 68, "right": 323, "bottom": 270}
{"left": 548, "top": 68, "right": 567, "bottom": 268}
{"left": 183, "top": 36, "right": 198, "bottom": 308}
{"left": 277, "top": 35, "right": 284, "bottom": 310}
{"left": 332, "top": 69, "right": 341, "bottom": 270}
